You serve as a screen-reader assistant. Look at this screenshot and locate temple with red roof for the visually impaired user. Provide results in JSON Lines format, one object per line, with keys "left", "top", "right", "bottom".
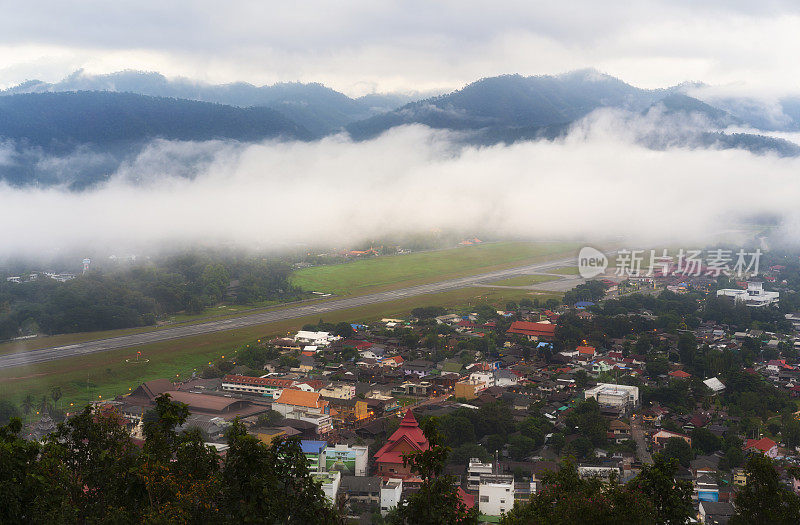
{"left": 374, "top": 409, "right": 429, "bottom": 479}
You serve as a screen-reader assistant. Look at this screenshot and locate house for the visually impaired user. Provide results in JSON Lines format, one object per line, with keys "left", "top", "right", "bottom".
{"left": 652, "top": 430, "right": 692, "bottom": 449}
{"left": 294, "top": 330, "right": 340, "bottom": 346}
{"left": 584, "top": 383, "right": 639, "bottom": 409}
{"left": 455, "top": 379, "right": 486, "bottom": 400}
{"left": 221, "top": 374, "right": 294, "bottom": 398}
{"left": 373, "top": 409, "right": 429, "bottom": 480}
{"left": 380, "top": 479, "right": 403, "bottom": 516}
{"left": 609, "top": 420, "right": 631, "bottom": 443}
{"left": 327, "top": 397, "right": 369, "bottom": 424}
{"left": 743, "top": 437, "right": 778, "bottom": 458}
{"left": 318, "top": 383, "right": 356, "bottom": 400}
{"left": 478, "top": 474, "right": 515, "bottom": 516}
{"left": 467, "top": 458, "right": 493, "bottom": 491}
{"left": 325, "top": 443, "right": 369, "bottom": 476}
{"left": 381, "top": 355, "right": 404, "bottom": 368}
{"left": 699, "top": 501, "right": 734, "bottom": 524}
{"left": 669, "top": 370, "right": 691, "bottom": 379}
{"left": 695, "top": 473, "right": 719, "bottom": 503}
{"left": 311, "top": 470, "right": 341, "bottom": 503}
{"left": 273, "top": 388, "right": 330, "bottom": 417}
{"left": 716, "top": 281, "right": 779, "bottom": 307}
{"left": 703, "top": 377, "right": 726, "bottom": 394}
{"left": 733, "top": 468, "right": 747, "bottom": 487}
{"left": 506, "top": 321, "right": 556, "bottom": 341}
{"left": 340, "top": 476, "right": 381, "bottom": 505}
{"left": 402, "top": 359, "right": 435, "bottom": 378}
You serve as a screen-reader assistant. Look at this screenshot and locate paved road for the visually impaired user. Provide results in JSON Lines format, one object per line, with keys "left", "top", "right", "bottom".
{"left": 631, "top": 415, "right": 653, "bottom": 465}
{"left": 0, "top": 254, "right": 589, "bottom": 370}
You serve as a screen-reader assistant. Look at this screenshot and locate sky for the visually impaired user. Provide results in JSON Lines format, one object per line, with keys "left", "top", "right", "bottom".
{"left": 1, "top": 1, "right": 800, "bottom": 96}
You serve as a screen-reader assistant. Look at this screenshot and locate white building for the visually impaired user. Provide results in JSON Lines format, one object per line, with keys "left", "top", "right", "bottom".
{"left": 478, "top": 474, "right": 514, "bottom": 516}
{"left": 578, "top": 465, "right": 621, "bottom": 481}
{"left": 293, "top": 330, "right": 340, "bottom": 346}
{"left": 584, "top": 383, "right": 640, "bottom": 408}
{"left": 319, "top": 383, "right": 356, "bottom": 400}
{"left": 380, "top": 478, "right": 403, "bottom": 516}
{"left": 469, "top": 371, "right": 495, "bottom": 388}
{"left": 311, "top": 470, "right": 341, "bottom": 503}
{"left": 703, "top": 377, "right": 726, "bottom": 393}
{"left": 717, "top": 281, "right": 779, "bottom": 307}
{"left": 467, "top": 458, "right": 493, "bottom": 491}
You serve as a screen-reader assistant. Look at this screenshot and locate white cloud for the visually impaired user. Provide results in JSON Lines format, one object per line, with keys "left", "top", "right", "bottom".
{"left": 1, "top": 115, "right": 799, "bottom": 258}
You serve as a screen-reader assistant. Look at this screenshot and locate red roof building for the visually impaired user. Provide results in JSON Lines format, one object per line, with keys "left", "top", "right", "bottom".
{"left": 744, "top": 437, "right": 778, "bottom": 458}
{"left": 577, "top": 346, "right": 596, "bottom": 356}
{"left": 669, "top": 370, "right": 691, "bottom": 379}
{"left": 374, "top": 409, "right": 430, "bottom": 480}
{"left": 506, "top": 321, "right": 556, "bottom": 340}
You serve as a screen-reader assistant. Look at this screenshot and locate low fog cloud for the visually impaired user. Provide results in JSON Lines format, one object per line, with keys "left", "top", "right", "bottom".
{"left": 3, "top": 113, "right": 800, "bottom": 257}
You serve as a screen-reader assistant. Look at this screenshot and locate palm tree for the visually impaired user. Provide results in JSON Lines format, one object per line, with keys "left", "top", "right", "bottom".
{"left": 51, "top": 386, "right": 62, "bottom": 412}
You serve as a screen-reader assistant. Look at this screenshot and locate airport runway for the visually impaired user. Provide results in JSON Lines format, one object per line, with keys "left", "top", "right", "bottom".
{"left": 0, "top": 255, "right": 586, "bottom": 370}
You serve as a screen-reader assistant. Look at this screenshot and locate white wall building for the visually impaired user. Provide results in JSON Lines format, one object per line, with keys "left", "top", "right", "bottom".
{"left": 717, "top": 281, "right": 779, "bottom": 307}
{"left": 478, "top": 474, "right": 514, "bottom": 516}
{"left": 467, "top": 458, "right": 493, "bottom": 491}
{"left": 584, "top": 383, "right": 640, "bottom": 408}
{"left": 311, "top": 471, "right": 341, "bottom": 503}
{"left": 380, "top": 478, "right": 403, "bottom": 516}
{"left": 469, "top": 371, "right": 495, "bottom": 388}
{"left": 293, "top": 330, "right": 340, "bottom": 346}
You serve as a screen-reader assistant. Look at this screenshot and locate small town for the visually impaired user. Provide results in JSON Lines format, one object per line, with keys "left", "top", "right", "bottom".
{"left": 12, "top": 258, "right": 800, "bottom": 523}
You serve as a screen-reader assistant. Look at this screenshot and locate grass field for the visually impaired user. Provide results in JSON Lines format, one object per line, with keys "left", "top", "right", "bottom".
{"left": 0, "top": 286, "right": 561, "bottom": 409}
{"left": 290, "top": 241, "right": 580, "bottom": 295}
{"left": 487, "top": 274, "right": 560, "bottom": 287}
{"left": 548, "top": 266, "right": 581, "bottom": 275}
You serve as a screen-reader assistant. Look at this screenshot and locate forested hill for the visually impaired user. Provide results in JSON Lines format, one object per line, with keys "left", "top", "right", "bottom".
{"left": 1, "top": 70, "right": 419, "bottom": 136}
{"left": 346, "top": 70, "right": 667, "bottom": 140}
{"left": 0, "top": 91, "right": 312, "bottom": 150}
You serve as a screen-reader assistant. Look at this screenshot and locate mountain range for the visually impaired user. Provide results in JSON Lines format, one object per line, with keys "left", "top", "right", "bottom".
{"left": 1, "top": 68, "right": 799, "bottom": 188}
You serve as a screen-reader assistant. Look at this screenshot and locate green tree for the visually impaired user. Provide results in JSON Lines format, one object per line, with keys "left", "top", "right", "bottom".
{"left": 501, "top": 460, "right": 655, "bottom": 525}
{"left": 220, "top": 420, "right": 340, "bottom": 523}
{"left": 730, "top": 453, "right": 800, "bottom": 524}
{"left": 630, "top": 454, "right": 692, "bottom": 525}
{"left": 50, "top": 386, "right": 62, "bottom": 412}
{"left": 200, "top": 263, "right": 230, "bottom": 303}
{"left": 661, "top": 437, "right": 692, "bottom": 467}
{"left": 0, "top": 400, "right": 19, "bottom": 425}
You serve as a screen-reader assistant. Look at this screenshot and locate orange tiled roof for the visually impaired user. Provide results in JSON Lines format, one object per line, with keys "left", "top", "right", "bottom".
{"left": 275, "top": 388, "right": 326, "bottom": 409}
